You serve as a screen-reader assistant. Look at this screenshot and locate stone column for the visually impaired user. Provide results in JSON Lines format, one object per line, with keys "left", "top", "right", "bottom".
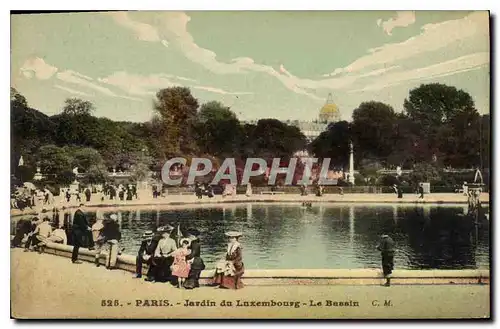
{"left": 348, "top": 142, "right": 355, "bottom": 185}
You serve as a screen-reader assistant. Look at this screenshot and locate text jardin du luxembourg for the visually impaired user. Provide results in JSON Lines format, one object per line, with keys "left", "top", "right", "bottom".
{"left": 181, "top": 299, "right": 360, "bottom": 308}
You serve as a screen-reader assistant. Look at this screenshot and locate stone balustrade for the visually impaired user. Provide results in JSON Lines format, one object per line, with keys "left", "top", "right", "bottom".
{"left": 36, "top": 241, "right": 489, "bottom": 286}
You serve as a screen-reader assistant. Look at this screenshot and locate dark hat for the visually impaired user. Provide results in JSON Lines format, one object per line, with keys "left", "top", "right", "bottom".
{"left": 180, "top": 238, "right": 191, "bottom": 245}
{"left": 142, "top": 230, "right": 154, "bottom": 238}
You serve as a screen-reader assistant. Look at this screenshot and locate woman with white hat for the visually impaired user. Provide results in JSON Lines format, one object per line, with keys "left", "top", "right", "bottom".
{"left": 212, "top": 231, "right": 245, "bottom": 289}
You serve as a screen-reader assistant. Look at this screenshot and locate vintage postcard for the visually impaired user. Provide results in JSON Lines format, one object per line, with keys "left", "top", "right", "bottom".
{"left": 10, "top": 10, "right": 490, "bottom": 319}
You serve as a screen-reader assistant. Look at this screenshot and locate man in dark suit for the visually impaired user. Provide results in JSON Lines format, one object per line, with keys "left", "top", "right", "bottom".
{"left": 183, "top": 228, "right": 205, "bottom": 289}
{"left": 377, "top": 233, "right": 395, "bottom": 287}
{"left": 71, "top": 204, "right": 93, "bottom": 264}
{"left": 134, "top": 230, "right": 159, "bottom": 279}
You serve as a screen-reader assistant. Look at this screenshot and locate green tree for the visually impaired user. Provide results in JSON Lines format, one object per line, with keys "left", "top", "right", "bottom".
{"left": 153, "top": 87, "right": 199, "bottom": 157}
{"left": 36, "top": 145, "right": 73, "bottom": 179}
{"left": 410, "top": 163, "right": 441, "bottom": 184}
{"left": 310, "top": 121, "right": 351, "bottom": 168}
{"left": 404, "top": 83, "right": 475, "bottom": 127}
{"left": 242, "top": 119, "right": 307, "bottom": 159}
{"left": 198, "top": 101, "right": 238, "bottom": 122}
{"left": 11, "top": 87, "right": 28, "bottom": 108}
{"left": 403, "top": 84, "right": 480, "bottom": 167}
{"left": 351, "top": 101, "right": 397, "bottom": 165}
{"left": 62, "top": 98, "right": 95, "bottom": 116}
{"left": 195, "top": 101, "right": 242, "bottom": 157}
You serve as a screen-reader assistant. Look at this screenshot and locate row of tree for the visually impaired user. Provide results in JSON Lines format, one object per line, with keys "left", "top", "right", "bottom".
{"left": 11, "top": 82, "right": 490, "bottom": 187}
{"left": 311, "top": 83, "right": 490, "bottom": 171}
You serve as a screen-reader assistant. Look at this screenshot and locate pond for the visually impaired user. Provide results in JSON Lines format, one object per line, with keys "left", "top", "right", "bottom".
{"left": 12, "top": 203, "right": 490, "bottom": 270}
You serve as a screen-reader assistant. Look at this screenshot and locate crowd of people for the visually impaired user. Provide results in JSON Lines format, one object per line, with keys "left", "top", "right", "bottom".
{"left": 102, "top": 183, "right": 138, "bottom": 201}
{"left": 11, "top": 205, "right": 247, "bottom": 290}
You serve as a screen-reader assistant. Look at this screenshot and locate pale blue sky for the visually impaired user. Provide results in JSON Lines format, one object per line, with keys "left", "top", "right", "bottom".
{"left": 11, "top": 11, "right": 490, "bottom": 122}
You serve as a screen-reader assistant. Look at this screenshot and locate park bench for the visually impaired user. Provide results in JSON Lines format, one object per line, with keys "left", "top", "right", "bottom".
{"left": 260, "top": 191, "right": 285, "bottom": 195}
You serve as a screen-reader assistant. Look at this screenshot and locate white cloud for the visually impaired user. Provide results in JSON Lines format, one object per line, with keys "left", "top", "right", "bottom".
{"left": 350, "top": 52, "right": 489, "bottom": 92}
{"left": 108, "top": 11, "right": 160, "bottom": 42}
{"left": 111, "top": 11, "right": 489, "bottom": 101}
{"left": 378, "top": 11, "right": 416, "bottom": 36}
{"left": 192, "top": 85, "right": 253, "bottom": 95}
{"left": 99, "top": 70, "right": 252, "bottom": 97}
{"left": 56, "top": 70, "right": 142, "bottom": 101}
{"left": 54, "top": 84, "right": 92, "bottom": 96}
{"left": 98, "top": 71, "right": 176, "bottom": 95}
{"left": 57, "top": 70, "right": 117, "bottom": 96}
{"left": 20, "top": 57, "right": 58, "bottom": 80}
{"left": 328, "top": 12, "right": 488, "bottom": 76}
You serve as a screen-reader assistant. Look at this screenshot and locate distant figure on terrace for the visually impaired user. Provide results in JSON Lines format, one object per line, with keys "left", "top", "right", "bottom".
{"left": 222, "top": 184, "right": 235, "bottom": 197}
{"left": 85, "top": 188, "right": 91, "bottom": 202}
{"left": 132, "top": 185, "right": 138, "bottom": 199}
{"left": 315, "top": 182, "right": 323, "bottom": 197}
{"left": 194, "top": 182, "right": 203, "bottom": 199}
{"left": 300, "top": 183, "right": 308, "bottom": 196}
{"left": 109, "top": 186, "right": 116, "bottom": 200}
{"left": 393, "top": 184, "right": 403, "bottom": 199}
{"left": 126, "top": 186, "right": 133, "bottom": 200}
{"left": 65, "top": 189, "right": 71, "bottom": 203}
{"left": 212, "top": 231, "right": 245, "bottom": 289}
{"left": 418, "top": 184, "right": 424, "bottom": 199}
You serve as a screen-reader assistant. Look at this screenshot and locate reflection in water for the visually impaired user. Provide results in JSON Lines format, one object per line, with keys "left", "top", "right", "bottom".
{"left": 11, "top": 204, "right": 489, "bottom": 270}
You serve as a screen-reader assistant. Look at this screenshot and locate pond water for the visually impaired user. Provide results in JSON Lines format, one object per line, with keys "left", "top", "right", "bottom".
{"left": 12, "top": 203, "right": 490, "bottom": 270}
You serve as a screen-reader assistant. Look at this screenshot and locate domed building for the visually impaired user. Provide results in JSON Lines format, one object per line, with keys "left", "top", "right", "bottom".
{"left": 292, "top": 93, "right": 341, "bottom": 142}
{"left": 319, "top": 94, "right": 341, "bottom": 123}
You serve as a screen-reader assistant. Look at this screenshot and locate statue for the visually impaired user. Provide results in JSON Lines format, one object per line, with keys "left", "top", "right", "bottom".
{"left": 72, "top": 167, "right": 79, "bottom": 184}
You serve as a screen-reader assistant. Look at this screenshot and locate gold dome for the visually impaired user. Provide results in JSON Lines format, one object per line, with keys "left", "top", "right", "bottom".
{"left": 319, "top": 103, "right": 340, "bottom": 122}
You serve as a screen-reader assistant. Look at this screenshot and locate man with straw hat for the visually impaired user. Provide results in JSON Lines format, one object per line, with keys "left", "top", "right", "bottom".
{"left": 134, "top": 230, "right": 158, "bottom": 279}
{"left": 147, "top": 225, "right": 176, "bottom": 283}
{"left": 212, "top": 231, "right": 245, "bottom": 289}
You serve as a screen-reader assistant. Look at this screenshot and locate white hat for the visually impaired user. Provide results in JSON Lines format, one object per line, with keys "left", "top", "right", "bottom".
{"left": 109, "top": 214, "right": 118, "bottom": 221}
{"left": 225, "top": 231, "right": 243, "bottom": 238}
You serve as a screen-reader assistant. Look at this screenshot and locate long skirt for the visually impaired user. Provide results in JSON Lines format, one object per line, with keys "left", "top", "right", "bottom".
{"left": 213, "top": 273, "right": 244, "bottom": 289}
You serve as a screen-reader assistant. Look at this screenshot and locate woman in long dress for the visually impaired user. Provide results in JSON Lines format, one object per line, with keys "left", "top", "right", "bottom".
{"left": 183, "top": 229, "right": 205, "bottom": 289}
{"left": 212, "top": 231, "right": 245, "bottom": 289}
